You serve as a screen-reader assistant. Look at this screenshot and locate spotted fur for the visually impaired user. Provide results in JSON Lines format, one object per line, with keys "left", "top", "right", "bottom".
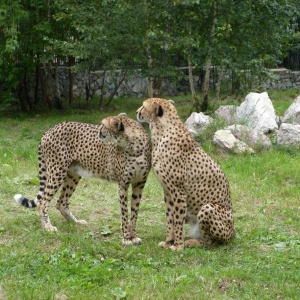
{"left": 14, "top": 114, "right": 151, "bottom": 245}
{"left": 137, "top": 98, "right": 234, "bottom": 250}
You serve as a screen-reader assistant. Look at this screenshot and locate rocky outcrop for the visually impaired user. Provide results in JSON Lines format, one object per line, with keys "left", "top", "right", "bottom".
{"left": 186, "top": 91, "right": 300, "bottom": 154}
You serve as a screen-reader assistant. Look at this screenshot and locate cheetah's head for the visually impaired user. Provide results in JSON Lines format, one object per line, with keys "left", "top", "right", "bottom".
{"left": 136, "top": 98, "right": 177, "bottom": 126}
{"left": 99, "top": 114, "right": 127, "bottom": 142}
{"left": 99, "top": 113, "right": 148, "bottom": 155}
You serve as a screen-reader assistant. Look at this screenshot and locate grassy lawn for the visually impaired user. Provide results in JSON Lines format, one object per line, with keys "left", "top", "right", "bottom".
{"left": 1, "top": 91, "right": 300, "bottom": 300}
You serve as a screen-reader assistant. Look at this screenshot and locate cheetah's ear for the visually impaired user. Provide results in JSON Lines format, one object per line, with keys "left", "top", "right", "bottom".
{"left": 113, "top": 120, "right": 124, "bottom": 132}
{"left": 154, "top": 104, "right": 163, "bottom": 117}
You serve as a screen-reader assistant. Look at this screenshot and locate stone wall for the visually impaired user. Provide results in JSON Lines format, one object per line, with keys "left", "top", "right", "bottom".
{"left": 263, "top": 68, "right": 300, "bottom": 90}
{"left": 72, "top": 70, "right": 149, "bottom": 99}
{"left": 29, "top": 67, "right": 300, "bottom": 101}
{"left": 59, "top": 68, "right": 196, "bottom": 99}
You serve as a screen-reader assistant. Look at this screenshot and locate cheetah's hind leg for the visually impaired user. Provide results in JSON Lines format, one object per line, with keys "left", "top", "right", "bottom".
{"left": 186, "top": 203, "right": 234, "bottom": 246}
{"left": 55, "top": 172, "right": 87, "bottom": 225}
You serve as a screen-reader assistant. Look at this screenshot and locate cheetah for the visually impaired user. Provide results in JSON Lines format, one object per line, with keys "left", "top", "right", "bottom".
{"left": 137, "top": 98, "right": 234, "bottom": 250}
{"left": 14, "top": 114, "right": 151, "bottom": 245}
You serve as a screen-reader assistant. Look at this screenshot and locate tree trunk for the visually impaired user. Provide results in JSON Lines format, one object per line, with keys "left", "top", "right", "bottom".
{"left": 54, "top": 64, "right": 63, "bottom": 110}
{"left": 34, "top": 63, "right": 39, "bottom": 106}
{"left": 82, "top": 69, "right": 90, "bottom": 107}
{"left": 17, "top": 83, "right": 27, "bottom": 112}
{"left": 215, "top": 17, "right": 230, "bottom": 103}
{"left": 144, "top": 0, "right": 154, "bottom": 98}
{"left": 99, "top": 70, "right": 106, "bottom": 108}
{"left": 147, "top": 53, "right": 154, "bottom": 97}
{"left": 188, "top": 55, "right": 200, "bottom": 112}
{"left": 202, "top": 0, "right": 218, "bottom": 112}
{"left": 40, "top": 62, "right": 52, "bottom": 110}
{"left": 153, "top": 77, "right": 162, "bottom": 97}
{"left": 85, "top": 83, "right": 90, "bottom": 108}
{"left": 23, "top": 75, "right": 33, "bottom": 110}
{"left": 68, "top": 56, "right": 75, "bottom": 107}
{"left": 104, "top": 70, "right": 127, "bottom": 107}
{"left": 215, "top": 63, "right": 224, "bottom": 103}
{"left": 47, "top": 62, "right": 61, "bottom": 110}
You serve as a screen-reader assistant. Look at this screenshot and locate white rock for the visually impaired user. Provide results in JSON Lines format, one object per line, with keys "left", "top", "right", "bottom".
{"left": 277, "top": 123, "right": 300, "bottom": 146}
{"left": 214, "top": 105, "right": 237, "bottom": 124}
{"left": 213, "top": 129, "right": 254, "bottom": 154}
{"left": 185, "top": 112, "right": 213, "bottom": 134}
{"left": 234, "top": 92, "right": 278, "bottom": 133}
{"left": 282, "top": 95, "right": 300, "bottom": 124}
{"left": 226, "top": 124, "right": 272, "bottom": 150}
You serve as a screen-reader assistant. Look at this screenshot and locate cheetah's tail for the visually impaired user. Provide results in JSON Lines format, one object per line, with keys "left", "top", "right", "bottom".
{"left": 14, "top": 194, "right": 38, "bottom": 208}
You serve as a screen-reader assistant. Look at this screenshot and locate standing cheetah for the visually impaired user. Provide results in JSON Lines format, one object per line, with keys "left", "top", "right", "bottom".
{"left": 137, "top": 98, "right": 234, "bottom": 250}
{"left": 14, "top": 114, "right": 151, "bottom": 245}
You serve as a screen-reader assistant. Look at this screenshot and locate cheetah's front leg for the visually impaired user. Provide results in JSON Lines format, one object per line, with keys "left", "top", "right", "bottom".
{"left": 119, "top": 184, "right": 134, "bottom": 246}
{"left": 128, "top": 181, "right": 146, "bottom": 245}
{"left": 158, "top": 190, "right": 174, "bottom": 249}
{"left": 159, "top": 189, "right": 187, "bottom": 251}
{"left": 170, "top": 190, "right": 187, "bottom": 251}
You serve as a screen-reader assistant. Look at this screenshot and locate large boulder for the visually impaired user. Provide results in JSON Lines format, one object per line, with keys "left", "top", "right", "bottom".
{"left": 234, "top": 92, "right": 278, "bottom": 133}
{"left": 185, "top": 112, "right": 213, "bottom": 135}
{"left": 214, "top": 105, "right": 237, "bottom": 125}
{"left": 277, "top": 123, "right": 300, "bottom": 146}
{"left": 282, "top": 95, "right": 300, "bottom": 124}
{"left": 225, "top": 124, "right": 272, "bottom": 150}
{"left": 213, "top": 129, "right": 254, "bottom": 154}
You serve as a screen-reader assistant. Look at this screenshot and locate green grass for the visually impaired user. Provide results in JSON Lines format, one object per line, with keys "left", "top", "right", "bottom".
{"left": 1, "top": 91, "right": 300, "bottom": 299}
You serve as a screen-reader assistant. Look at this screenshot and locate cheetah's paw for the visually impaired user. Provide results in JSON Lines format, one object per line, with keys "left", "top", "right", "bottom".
{"left": 44, "top": 224, "right": 58, "bottom": 231}
{"left": 122, "top": 239, "right": 134, "bottom": 246}
{"left": 76, "top": 219, "right": 88, "bottom": 225}
{"left": 158, "top": 241, "right": 171, "bottom": 249}
{"left": 131, "top": 237, "right": 142, "bottom": 245}
{"left": 170, "top": 244, "right": 184, "bottom": 251}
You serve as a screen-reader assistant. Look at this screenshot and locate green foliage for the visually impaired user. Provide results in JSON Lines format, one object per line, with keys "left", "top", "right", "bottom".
{"left": 0, "top": 0, "right": 299, "bottom": 111}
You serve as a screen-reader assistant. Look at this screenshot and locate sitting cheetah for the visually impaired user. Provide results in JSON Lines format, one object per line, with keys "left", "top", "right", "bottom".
{"left": 137, "top": 98, "right": 234, "bottom": 250}
{"left": 14, "top": 114, "right": 151, "bottom": 245}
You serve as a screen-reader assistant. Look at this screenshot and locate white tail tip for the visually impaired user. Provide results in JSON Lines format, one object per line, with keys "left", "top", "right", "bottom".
{"left": 14, "top": 194, "right": 23, "bottom": 204}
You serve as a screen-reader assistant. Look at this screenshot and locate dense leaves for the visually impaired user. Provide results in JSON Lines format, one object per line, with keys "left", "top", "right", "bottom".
{"left": 0, "top": 0, "right": 299, "bottom": 111}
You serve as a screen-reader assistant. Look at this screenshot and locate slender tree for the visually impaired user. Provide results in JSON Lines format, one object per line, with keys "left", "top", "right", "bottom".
{"left": 202, "top": 0, "right": 218, "bottom": 112}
